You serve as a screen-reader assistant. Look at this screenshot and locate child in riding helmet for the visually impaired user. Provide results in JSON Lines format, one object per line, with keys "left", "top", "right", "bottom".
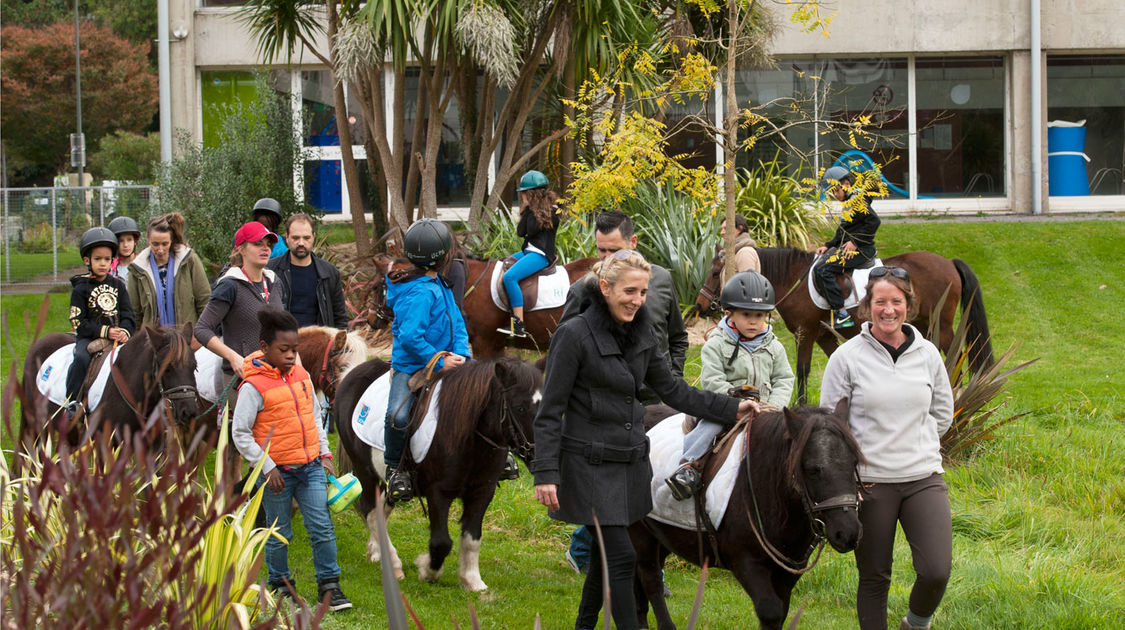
{"left": 666, "top": 271, "right": 794, "bottom": 500}
{"left": 497, "top": 170, "right": 560, "bottom": 338}
{"left": 813, "top": 165, "right": 881, "bottom": 330}
{"left": 107, "top": 215, "right": 141, "bottom": 281}
{"left": 231, "top": 307, "right": 352, "bottom": 611}
{"left": 384, "top": 218, "right": 472, "bottom": 503}
{"left": 64, "top": 227, "right": 137, "bottom": 418}
{"left": 252, "top": 197, "right": 290, "bottom": 259}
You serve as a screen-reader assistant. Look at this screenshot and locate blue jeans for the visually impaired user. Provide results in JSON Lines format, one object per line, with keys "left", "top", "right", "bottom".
{"left": 681, "top": 420, "right": 724, "bottom": 462}
{"left": 569, "top": 525, "right": 593, "bottom": 572}
{"left": 384, "top": 369, "right": 416, "bottom": 469}
{"left": 259, "top": 460, "right": 340, "bottom": 585}
{"left": 502, "top": 250, "right": 549, "bottom": 309}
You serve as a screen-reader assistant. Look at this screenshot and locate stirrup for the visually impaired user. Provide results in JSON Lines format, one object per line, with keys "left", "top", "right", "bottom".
{"left": 500, "top": 452, "right": 520, "bottom": 480}
{"left": 665, "top": 463, "right": 701, "bottom": 501}
{"left": 386, "top": 468, "right": 415, "bottom": 504}
{"left": 497, "top": 316, "right": 528, "bottom": 338}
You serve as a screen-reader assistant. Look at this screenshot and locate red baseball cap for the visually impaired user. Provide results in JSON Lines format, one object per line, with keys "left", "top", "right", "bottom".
{"left": 234, "top": 221, "right": 279, "bottom": 248}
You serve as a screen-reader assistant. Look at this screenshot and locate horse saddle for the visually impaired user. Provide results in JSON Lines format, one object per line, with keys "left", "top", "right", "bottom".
{"left": 680, "top": 385, "right": 761, "bottom": 491}
{"left": 349, "top": 371, "right": 444, "bottom": 467}
{"left": 489, "top": 258, "right": 570, "bottom": 312}
{"left": 806, "top": 255, "right": 883, "bottom": 311}
{"left": 35, "top": 340, "right": 121, "bottom": 409}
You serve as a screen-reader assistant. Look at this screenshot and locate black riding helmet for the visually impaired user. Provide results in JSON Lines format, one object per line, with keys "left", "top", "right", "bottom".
{"left": 80, "top": 227, "right": 119, "bottom": 258}
{"left": 403, "top": 218, "right": 452, "bottom": 269}
{"left": 721, "top": 271, "right": 775, "bottom": 311}
{"left": 107, "top": 215, "right": 141, "bottom": 238}
{"left": 252, "top": 198, "right": 283, "bottom": 222}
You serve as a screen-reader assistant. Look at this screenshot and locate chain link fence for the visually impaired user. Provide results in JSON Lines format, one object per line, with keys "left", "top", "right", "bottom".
{"left": 1, "top": 185, "right": 155, "bottom": 289}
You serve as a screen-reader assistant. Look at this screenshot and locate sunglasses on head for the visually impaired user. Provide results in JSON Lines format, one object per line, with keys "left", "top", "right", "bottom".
{"left": 610, "top": 249, "right": 640, "bottom": 261}
{"left": 870, "top": 266, "right": 909, "bottom": 280}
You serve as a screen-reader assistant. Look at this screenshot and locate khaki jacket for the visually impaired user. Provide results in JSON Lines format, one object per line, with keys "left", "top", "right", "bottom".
{"left": 126, "top": 244, "right": 211, "bottom": 329}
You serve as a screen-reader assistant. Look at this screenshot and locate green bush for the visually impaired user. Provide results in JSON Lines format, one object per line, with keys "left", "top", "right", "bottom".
{"left": 88, "top": 131, "right": 160, "bottom": 183}
{"left": 464, "top": 208, "right": 595, "bottom": 264}
{"left": 735, "top": 158, "right": 831, "bottom": 249}
{"left": 155, "top": 74, "right": 314, "bottom": 270}
{"left": 19, "top": 223, "right": 54, "bottom": 254}
{"left": 621, "top": 181, "right": 722, "bottom": 311}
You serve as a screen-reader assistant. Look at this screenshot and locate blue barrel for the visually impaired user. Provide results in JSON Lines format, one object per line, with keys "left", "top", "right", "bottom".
{"left": 1047, "top": 125, "right": 1089, "bottom": 196}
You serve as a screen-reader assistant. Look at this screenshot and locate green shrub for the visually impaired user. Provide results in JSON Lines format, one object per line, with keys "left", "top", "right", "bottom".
{"left": 88, "top": 130, "right": 160, "bottom": 184}
{"left": 464, "top": 209, "right": 595, "bottom": 264}
{"left": 621, "top": 181, "right": 722, "bottom": 311}
{"left": 19, "top": 222, "right": 54, "bottom": 254}
{"left": 735, "top": 158, "right": 831, "bottom": 249}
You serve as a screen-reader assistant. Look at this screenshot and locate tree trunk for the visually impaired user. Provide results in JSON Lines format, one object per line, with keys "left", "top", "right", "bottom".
{"left": 723, "top": 0, "right": 743, "bottom": 280}
{"left": 326, "top": 3, "right": 370, "bottom": 257}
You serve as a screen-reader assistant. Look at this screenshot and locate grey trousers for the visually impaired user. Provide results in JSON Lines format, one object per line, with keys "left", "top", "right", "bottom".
{"left": 681, "top": 419, "right": 724, "bottom": 463}
{"left": 855, "top": 473, "right": 952, "bottom": 630}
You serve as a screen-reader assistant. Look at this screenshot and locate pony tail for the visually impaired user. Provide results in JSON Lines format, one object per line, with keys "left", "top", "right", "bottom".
{"left": 165, "top": 212, "right": 186, "bottom": 248}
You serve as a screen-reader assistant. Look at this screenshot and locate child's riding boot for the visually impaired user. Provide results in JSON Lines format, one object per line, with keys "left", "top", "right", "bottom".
{"left": 832, "top": 308, "right": 854, "bottom": 329}
{"left": 497, "top": 316, "right": 528, "bottom": 338}
{"left": 386, "top": 467, "right": 414, "bottom": 504}
{"left": 665, "top": 462, "right": 702, "bottom": 501}
{"left": 500, "top": 451, "right": 520, "bottom": 480}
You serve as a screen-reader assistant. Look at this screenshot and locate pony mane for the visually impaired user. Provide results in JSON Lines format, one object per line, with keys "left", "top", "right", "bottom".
{"left": 430, "top": 357, "right": 539, "bottom": 455}
{"left": 298, "top": 326, "right": 369, "bottom": 385}
{"left": 757, "top": 247, "right": 814, "bottom": 284}
{"left": 743, "top": 406, "right": 863, "bottom": 529}
{"left": 143, "top": 324, "right": 192, "bottom": 369}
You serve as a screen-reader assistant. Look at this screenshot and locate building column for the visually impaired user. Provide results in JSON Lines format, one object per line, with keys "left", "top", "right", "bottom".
{"left": 168, "top": 0, "right": 197, "bottom": 156}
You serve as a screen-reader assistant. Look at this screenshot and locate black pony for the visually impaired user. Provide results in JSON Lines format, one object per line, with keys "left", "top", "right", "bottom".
{"left": 334, "top": 356, "right": 542, "bottom": 591}
{"left": 20, "top": 324, "right": 200, "bottom": 449}
{"left": 630, "top": 401, "right": 864, "bottom": 630}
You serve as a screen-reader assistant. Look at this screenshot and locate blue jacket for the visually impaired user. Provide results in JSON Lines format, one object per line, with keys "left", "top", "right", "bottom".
{"left": 387, "top": 273, "right": 472, "bottom": 374}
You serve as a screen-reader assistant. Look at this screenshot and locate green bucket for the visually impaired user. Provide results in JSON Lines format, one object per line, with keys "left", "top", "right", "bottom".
{"left": 326, "top": 473, "right": 362, "bottom": 514}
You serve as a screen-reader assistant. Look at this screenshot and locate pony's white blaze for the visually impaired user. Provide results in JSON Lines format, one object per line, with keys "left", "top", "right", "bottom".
{"left": 458, "top": 534, "right": 487, "bottom": 592}
{"left": 532, "top": 389, "right": 543, "bottom": 404}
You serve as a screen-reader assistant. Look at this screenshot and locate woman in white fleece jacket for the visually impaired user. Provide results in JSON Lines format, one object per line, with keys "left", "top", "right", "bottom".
{"left": 820, "top": 266, "right": 954, "bottom": 630}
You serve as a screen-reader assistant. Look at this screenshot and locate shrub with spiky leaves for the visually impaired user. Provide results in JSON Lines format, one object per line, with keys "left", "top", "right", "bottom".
{"left": 735, "top": 158, "right": 832, "bottom": 249}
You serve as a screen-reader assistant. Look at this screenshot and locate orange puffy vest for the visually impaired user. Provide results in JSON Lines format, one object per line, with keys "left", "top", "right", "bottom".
{"left": 240, "top": 351, "right": 320, "bottom": 466}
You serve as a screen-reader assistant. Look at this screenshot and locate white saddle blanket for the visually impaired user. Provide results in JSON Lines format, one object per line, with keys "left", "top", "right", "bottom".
{"left": 807, "top": 257, "right": 883, "bottom": 311}
{"left": 36, "top": 343, "right": 121, "bottom": 410}
{"left": 490, "top": 262, "right": 570, "bottom": 312}
{"left": 647, "top": 413, "right": 744, "bottom": 530}
{"left": 194, "top": 347, "right": 224, "bottom": 402}
{"left": 351, "top": 372, "right": 441, "bottom": 463}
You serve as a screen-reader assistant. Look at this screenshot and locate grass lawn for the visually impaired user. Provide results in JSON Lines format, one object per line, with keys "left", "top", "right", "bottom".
{"left": 2, "top": 220, "right": 1123, "bottom": 629}
{"left": 1, "top": 244, "right": 83, "bottom": 283}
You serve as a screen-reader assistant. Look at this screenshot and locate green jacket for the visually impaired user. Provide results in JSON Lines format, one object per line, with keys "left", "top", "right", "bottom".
{"left": 699, "top": 323, "right": 794, "bottom": 409}
{"left": 126, "top": 244, "right": 212, "bottom": 329}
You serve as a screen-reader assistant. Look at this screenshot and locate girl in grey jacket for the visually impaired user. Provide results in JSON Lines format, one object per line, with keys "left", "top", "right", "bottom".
{"left": 819, "top": 268, "right": 954, "bottom": 630}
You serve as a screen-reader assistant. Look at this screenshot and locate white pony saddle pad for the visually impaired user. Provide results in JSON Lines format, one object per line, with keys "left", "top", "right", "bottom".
{"left": 489, "top": 263, "right": 570, "bottom": 312}
{"left": 647, "top": 413, "right": 744, "bottom": 530}
{"left": 194, "top": 346, "right": 224, "bottom": 403}
{"left": 807, "top": 257, "right": 883, "bottom": 311}
{"left": 36, "top": 342, "right": 121, "bottom": 410}
{"left": 351, "top": 371, "right": 442, "bottom": 463}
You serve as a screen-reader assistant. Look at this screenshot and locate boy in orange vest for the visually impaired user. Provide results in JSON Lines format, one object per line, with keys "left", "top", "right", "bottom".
{"left": 231, "top": 307, "right": 351, "bottom": 611}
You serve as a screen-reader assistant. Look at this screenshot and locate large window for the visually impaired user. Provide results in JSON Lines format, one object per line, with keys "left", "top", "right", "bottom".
{"left": 734, "top": 59, "right": 819, "bottom": 181}
{"left": 403, "top": 69, "right": 471, "bottom": 206}
{"left": 1047, "top": 55, "right": 1125, "bottom": 195}
{"left": 915, "top": 57, "right": 1005, "bottom": 197}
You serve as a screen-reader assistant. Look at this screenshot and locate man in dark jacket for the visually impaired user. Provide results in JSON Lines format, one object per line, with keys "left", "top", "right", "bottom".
{"left": 813, "top": 166, "right": 881, "bottom": 330}
{"left": 267, "top": 214, "right": 348, "bottom": 329}
{"left": 560, "top": 210, "right": 688, "bottom": 388}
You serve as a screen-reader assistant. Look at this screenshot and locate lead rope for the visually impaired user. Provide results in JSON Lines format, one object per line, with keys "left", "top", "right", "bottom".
{"left": 740, "top": 425, "right": 828, "bottom": 575}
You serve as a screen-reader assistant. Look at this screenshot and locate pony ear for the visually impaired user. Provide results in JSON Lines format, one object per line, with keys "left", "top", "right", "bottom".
{"left": 832, "top": 397, "right": 849, "bottom": 421}
{"left": 331, "top": 330, "right": 348, "bottom": 352}
{"left": 782, "top": 406, "right": 800, "bottom": 439}
{"left": 148, "top": 326, "right": 169, "bottom": 349}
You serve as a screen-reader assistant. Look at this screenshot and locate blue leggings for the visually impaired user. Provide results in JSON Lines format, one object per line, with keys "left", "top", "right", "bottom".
{"left": 502, "top": 250, "right": 549, "bottom": 309}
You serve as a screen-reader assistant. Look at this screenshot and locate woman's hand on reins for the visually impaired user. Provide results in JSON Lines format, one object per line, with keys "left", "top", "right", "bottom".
{"left": 737, "top": 399, "right": 761, "bottom": 421}
{"left": 535, "top": 483, "right": 559, "bottom": 511}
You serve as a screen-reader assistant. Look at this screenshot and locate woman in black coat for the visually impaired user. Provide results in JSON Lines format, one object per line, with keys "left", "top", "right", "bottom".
{"left": 532, "top": 250, "right": 757, "bottom": 630}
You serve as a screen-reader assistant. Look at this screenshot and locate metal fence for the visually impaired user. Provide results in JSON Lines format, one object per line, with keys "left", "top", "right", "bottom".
{"left": 1, "top": 185, "right": 155, "bottom": 287}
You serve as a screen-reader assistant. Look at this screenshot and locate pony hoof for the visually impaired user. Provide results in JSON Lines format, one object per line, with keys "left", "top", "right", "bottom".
{"left": 459, "top": 575, "right": 488, "bottom": 592}
{"left": 415, "top": 553, "right": 443, "bottom": 582}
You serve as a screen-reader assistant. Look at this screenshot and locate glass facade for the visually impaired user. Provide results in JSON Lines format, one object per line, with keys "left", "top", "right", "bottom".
{"left": 200, "top": 70, "right": 288, "bottom": 148}
{"left": 1047, "top": 55, "right": 1125, "bottom": 195}
{"left": 402, "top": 69, "right": 471, "bottom": 206}
{"left": 914, "top": 56, "right": 1005, "bottom": 197}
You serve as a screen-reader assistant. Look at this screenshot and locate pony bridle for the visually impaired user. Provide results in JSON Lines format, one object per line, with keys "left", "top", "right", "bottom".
{"left": 801, "top": 481, "right": 861, "bottom": 539}
{"left": 317, "top": 341, "right": 347, "bottom": 397}
{"left": 698, "top": 281, "right": 722, "bottom": 316}
{"left": 152, "top": 357, "right": 198, "bottom": 419}
{"left": 474, "top": 386, "right": 535, "bottom": 461}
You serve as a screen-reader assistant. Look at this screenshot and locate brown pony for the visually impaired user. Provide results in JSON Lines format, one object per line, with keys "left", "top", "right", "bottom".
{"left": 460, "top": 257, "right": 598, "bottom": 357}
{"left": 696, "top": 248, "right": 994, "bottom": 404}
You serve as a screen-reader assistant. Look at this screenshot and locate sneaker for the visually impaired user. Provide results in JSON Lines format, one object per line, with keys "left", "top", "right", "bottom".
{"left": 269, "top": 578, "right": 300, "bottom": 604}
{"left": 564, "top": 549, "right": 582, "bottom": 574}
{"left": 899, "top": 618, "right": 930, "bottom": 630}
{"left": 833, "top": 308, "right": 855, "bottom": 329}
{"left": 497, "top": 316, "right": 528, "bottom": 338}
{"left": 665, "top": 463, "right": 701, "bottom": 501}
{"left": 317, "top": 581, "right": 353, "bottom": 612}
{"left": 500, "top": 452, "right": 520, "bottom": 480}
{"left": 386, "top": 467, "right": 414, "bottom": 504}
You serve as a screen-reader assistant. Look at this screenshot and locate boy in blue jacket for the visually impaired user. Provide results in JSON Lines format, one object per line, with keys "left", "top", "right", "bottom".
{"left": 384, "top": 219, "right": 472, "bottom": 503}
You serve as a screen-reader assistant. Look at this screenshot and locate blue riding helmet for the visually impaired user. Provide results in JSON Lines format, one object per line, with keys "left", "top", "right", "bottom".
{"left": 517, "top": 170, "right": 549, "bottom": 192}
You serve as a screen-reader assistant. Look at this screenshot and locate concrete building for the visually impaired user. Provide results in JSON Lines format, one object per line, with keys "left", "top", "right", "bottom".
{"left": 167, "top": 0, "right": 1125, "bottom": 219}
